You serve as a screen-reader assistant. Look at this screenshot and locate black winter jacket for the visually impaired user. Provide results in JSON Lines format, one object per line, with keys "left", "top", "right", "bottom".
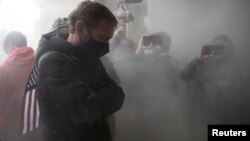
{"left": 36, "top": 35, "right": 124, "bottom": 141}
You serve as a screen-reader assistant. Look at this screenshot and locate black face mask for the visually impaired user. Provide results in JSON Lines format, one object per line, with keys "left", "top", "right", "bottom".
{"left": 82, "top": 39, "right": 110, "bottom": 58}
{"left": 80, "top": 26, "right": 110, "bottom": 58}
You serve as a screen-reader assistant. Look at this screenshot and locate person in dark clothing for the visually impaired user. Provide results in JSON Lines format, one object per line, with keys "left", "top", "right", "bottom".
{"left": 179, "top": 35, "right": 246, "bottom": 127}
{"left": 135, "top": 32, "right": 180, "bottom": 95}
{"left": 180, "top": 35, "right": 250, "bottom": 141}
{"left": 180, "top": 35, "right": 235, "bottom": 103}
{"left": 130, "top": 32, "right": 181, "bottom": 141}
{"left": 36, "top": 1, "right": 125, "bottom": 141}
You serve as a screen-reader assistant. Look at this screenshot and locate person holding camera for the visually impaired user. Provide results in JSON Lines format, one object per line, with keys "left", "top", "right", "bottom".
{"left": 180, "top": 35, "right": 250, "bottom": 133}
{"left": 180, "top": 35, "right": 236, "bottom": 108}
{"left": 135, "top": 31, "right": 180, "bottom": 96}
{"left": 128, "top": 32, "right": 182, "bottom": 141}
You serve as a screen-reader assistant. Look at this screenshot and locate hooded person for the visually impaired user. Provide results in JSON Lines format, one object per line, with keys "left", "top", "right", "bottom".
{"left": 47, "top": 17, "right": 70, "bottom": 40}
{"left": 0, "top": 31, "right": 35, "bottom": 141}
{"left": 41, "top": 16, "right": 120, "bottom": 140}
{"left": 36, "top": 1, "right": 124, "bottom": 141}
{"left": 17, "top": 17, "right": 70, "bottom": 141}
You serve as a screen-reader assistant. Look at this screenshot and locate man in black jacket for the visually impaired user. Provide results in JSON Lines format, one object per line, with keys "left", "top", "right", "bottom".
{"left": 36, "top": 1, "right": 124, "bottom": 141}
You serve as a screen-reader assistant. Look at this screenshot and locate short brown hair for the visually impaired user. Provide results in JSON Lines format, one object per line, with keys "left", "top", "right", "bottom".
{"left": 68, "top": 1, "right": 117, "bottom": 33}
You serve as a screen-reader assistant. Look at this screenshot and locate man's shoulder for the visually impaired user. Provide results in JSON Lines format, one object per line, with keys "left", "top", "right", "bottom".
{"left": 37, "top": 51, "right": 80, "bottom": 77}
{"left": 37, "top": 35, "right": 75, "bottom": 61}
{"left": 38, "top": 51, "right": 75, "bottom": 66}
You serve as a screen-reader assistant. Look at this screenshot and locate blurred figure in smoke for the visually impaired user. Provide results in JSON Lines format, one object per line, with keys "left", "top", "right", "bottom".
{"left": 117, "top": 32, "right": 182, "bottom": 141}
{"left": 110, "top": 17, "right": 136, "bottom": 63}
{"left": 180, "top": 34, "right": 250, "bottom": 140}
{"left": 180, "top": 34, "right": 250, "bottom": 122}
{"left": 136, "top": 32, "right": 180, "bottom": 94}
{"left": 180, "top": 35, "right": 234, "bottom": 103}
{"left": 108, "top": 18, "right": 137, "bottom": 100}
{"left": 108, "top": 13, "right": 137, "bottom": 100}
{"left": 0, "top": 31, "right": 36, "bottom": 141}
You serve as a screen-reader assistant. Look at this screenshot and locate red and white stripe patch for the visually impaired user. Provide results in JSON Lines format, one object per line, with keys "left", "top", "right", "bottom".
{"left": 19, "top": 89, "right": 40, "bottom": 134}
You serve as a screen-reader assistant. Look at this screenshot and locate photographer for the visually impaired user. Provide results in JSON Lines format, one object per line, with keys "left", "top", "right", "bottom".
{"left": 126, "top": 32, "right": 182, "bottom": 141}
{"left": 135, "top": 32, "right": 180, "bottom": 94}
{"left": 180, "top": 35, "right": 235, "bottom": 107}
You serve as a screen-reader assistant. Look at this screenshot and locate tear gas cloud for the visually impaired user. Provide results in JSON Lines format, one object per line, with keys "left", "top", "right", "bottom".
{"left": 114, "top": 0, "right": 250, "bottom": 141}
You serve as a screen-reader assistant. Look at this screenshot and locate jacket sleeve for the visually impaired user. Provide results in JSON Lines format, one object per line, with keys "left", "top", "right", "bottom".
{"left": 180, "top": 58, "right": 201, "bottom": 81}
{"left": 97, "top": 61, "right": 125, "bottom": 116}
{"left": 38, "top": 52, "right": 124, "bottom": 124}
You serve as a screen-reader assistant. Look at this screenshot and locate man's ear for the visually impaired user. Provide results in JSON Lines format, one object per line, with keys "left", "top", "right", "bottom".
{"left": 76, "top": 21, "right": 88, "bottom": 34}
{"left": 76, "top": 20, "right": 89, "bottom": 38}
{"left": 75, "top": 20, "right": 86, "bottom": 34}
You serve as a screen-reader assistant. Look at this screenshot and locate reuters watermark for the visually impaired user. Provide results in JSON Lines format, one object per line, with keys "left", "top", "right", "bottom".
{"left": 208, "top": 125, "right": 249, "bottom": 141}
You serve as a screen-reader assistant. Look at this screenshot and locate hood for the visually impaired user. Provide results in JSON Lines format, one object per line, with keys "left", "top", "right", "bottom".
{"left": 5, "top": 47, "right": 35, "bottom": 67}
{"left": 36, "top": 34, "right": 75, "bottom": 63}
{"left": 36, "top": 33, "right": 97, "bottom": 64}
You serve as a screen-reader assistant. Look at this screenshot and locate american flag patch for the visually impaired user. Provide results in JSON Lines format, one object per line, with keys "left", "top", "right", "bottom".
{"left": 19, "top": 66, "right": 40, "bottom": 134}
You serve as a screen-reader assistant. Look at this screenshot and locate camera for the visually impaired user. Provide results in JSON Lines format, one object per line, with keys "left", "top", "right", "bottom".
{"left": 203, "top": 45, "right": 225, "bottom": 55}
{"left": 143, "top": 35, "right": 164, "bottom": 46}
{"left": 116, "top": 0, "right": 143, "bottom": 23}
